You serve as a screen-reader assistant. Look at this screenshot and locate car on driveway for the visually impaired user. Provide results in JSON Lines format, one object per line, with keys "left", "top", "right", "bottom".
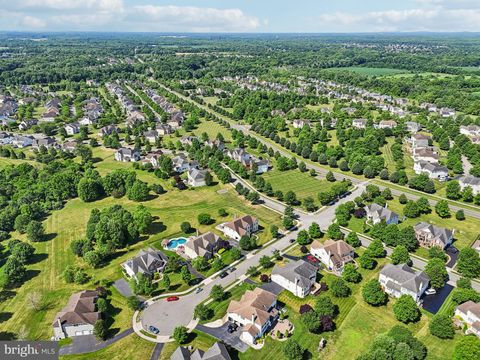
{"left": 219, "top": 271, "right": 228, "bottom": 279}
{"left": 446, "top": 246, "right": 458, "bottom": 254}
{"left": 306, "top": 255, "right": 318, "bottom": 263}
{"left": 149, "top": 326, "right": 159, "bottom": 334}
{"left": 166, "top": 296, "right": 179, "bottom": 302}
{"left": 425, "top": 288, "right": 437, "bottom": 295}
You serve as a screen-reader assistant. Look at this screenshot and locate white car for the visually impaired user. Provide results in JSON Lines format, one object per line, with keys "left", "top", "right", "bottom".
{"left": 425, "top": 288, "right": 436, "bottom": 295}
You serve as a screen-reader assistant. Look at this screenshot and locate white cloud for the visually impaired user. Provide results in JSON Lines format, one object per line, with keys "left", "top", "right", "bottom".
{"left": 20, "top": 15, "right": 46, "bottom": 29}
{"left": 129, "top": 5, "right": 260, "bottom": 32}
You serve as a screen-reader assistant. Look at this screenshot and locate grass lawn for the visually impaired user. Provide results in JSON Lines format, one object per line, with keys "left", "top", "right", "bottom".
{"left": 192, "top": 119, "right": 233, "bottom": 142}
{"left": 160, "top": 330, "right": 217, "bottom": 360}
{"left": 262, "top": 168, "right": 334, "bottom": 208}
{"left": 328, "top": 67, "right": 410, "bottom": 76}
{"left": 60, "top": 333, "right": 155, "bottom": 360}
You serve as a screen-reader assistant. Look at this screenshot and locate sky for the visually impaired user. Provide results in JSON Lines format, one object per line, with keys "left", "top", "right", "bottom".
{"left": 1, "top": 0, "right": 480, "bottom": 33}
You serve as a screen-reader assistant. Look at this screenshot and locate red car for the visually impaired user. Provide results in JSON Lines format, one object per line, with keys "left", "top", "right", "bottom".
{"left": 306, "top": 255, "right": 318, "bottom": 263}
{"left": 166, "top": 296, "right": 179, "bottom": 302}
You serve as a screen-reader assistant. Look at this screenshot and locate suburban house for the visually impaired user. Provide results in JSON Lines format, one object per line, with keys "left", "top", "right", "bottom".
{"left": 52, "top": 290, "right": 100, "bottom": 339}
{"left": 271, "top": 260, "right": 318, "bottom": 298}
{"left": 454, "top": 301, "right": 480, "bottom": 338}
{"left": 414, "top": 222, "right": 454, "bottom": 249}
{"left": 413, "top": 147, "right": 439, "bottom": 163}
{"left": 224, "top": 148, "right": 252, "bottom": 164}
{"left": 255, "top": 158, "right": 270, "bottom": 174}
{"left": 143, "top": 130, "right": 159, "bottom": 144}
{"left": 121, "top": 248, "right": 168, "bottom": 282}
{"left": 205, "top": 139, "right": 225, "bottom": 150}
{"left": 406, "top": 121, "right": 422, "bottom": 133}
{"left": 310, "top": 239, "right": 355, "bottom": 274}
{"left": 413, "top": 161, "right": 448, "bottom": 181}
{"left": 221, "top": 215, "right": 259, "bottom": 241}
{"left": 184, "top": 232, "right": 223, "bottom": 260}
{"left": 460, "top": 125, "right": 480, "bottom": 138}
{"left": 32, "top": 137, "right": 57, "bottom": 149}
{"left": 64, "top": 122, "right": 80, "bottom": 136}
{"left": 378, "top": 120, "right": 397, "bottom": 129}
{"left": 155, "top": 123, "right": 173, "bottom": 135}
{"left": 227, "top": 288, "right": 278, "bottom": 345}
{"left": 171, "top": 342, "right": 231, "bottom": 360}
{"left": 62, "top": 140, "right": 81, "bottom": 152}
{"left": 12, "top": 135, "right": 34, "bottom": 148}
{"left": 19, "top": 119, "right": 37, "bottom": 131}
{"left": 97, "top": 125, "right": 118, "bottom": 137}
{"left": 379, "top": 264, "right": 430, "bottom": 303}
{"left": 352, "top": 118, "right": 367, "bottom": 129}
{"left": 292, "top": 119, "right": 311, "bottom": 129}
{"left": 172, "top": 154, "right": 198, "bottom": 173}
{"left": 41, "top": 110, "right": 58, "bottom": 122}
{"left": 459, "top": 175, "right": 480, "bottom": 195}
{"left": 364, "top": 203, "right": 399, "bottom": 225}
{"left": 410, "top": 134, "right": 431, "bottom": 148}
{"left": 187, "top": 168, "right": 209, "bottom": 187}
{"left": 141, "top": 151, "right": 162, "bottom": 168}
{"left": 114, "top": 148, "right": 140, "bottom": 162}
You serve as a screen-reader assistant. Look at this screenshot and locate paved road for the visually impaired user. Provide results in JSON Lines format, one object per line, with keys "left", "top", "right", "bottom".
{"left": 196, "top": 323, "right": 249, "bottom": 353}
{"left": 150, "top": 343, "right": 164, "bottom": 360}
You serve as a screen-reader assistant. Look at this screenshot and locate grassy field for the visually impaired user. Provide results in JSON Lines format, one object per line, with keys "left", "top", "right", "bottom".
{"left": 328, "top": 67, "right": 410, "bottom": 76}
{"left": 192, "top": 119, "right": 233, "bottom": 142}
{"left": 0, "top": 151, "right": 282, "bottom": 340}
{"left": 262, "top": 168, "right": 334, "bottom": 208}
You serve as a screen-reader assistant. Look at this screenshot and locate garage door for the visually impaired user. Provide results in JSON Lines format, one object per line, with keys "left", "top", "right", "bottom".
{"left": 75, "top": 331, "right": 83, "bottom": 336}
{"left": 82, "top": 330, "right": 91, "bottom": 335}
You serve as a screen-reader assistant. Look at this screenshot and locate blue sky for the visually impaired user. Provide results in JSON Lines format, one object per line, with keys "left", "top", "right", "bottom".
{"left": 1, "top": 0, "right": 480, "bottom": 32}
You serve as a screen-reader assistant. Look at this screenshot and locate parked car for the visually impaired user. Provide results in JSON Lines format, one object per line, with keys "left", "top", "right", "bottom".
{"left": 166, "top": 296, "right": 179, "bottom": 302}
{"left": 425, "top": 288, "right": 437, "bottom": 295}
{"left": 149, "top": 326, "right": 159, "bottom": 334}
{"left": 229, "top": 266, "right": 236, "bottom": 273}
{"left": 219, "top": 271, "right": 228, "bottom": 279}
{"left": 289, "top": 238, "right": 295, "bottom": 243}
{"left": 446, "top": 246, "right": 458, "bottom": 254}
{"left": 227, "top": 322, "right": 238, "bottom": 333}
{"left": 306, "top": 255, "right": 318, "bottom": 263}
{"left": 195, "top": 287, "right": 203, "bottom": 294}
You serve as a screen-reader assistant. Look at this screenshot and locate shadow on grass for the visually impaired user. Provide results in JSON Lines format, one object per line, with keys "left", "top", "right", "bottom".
{"left": 0, "top": 312, "right": 13, "bottom": 323}
{"left": 42, "top": 232, "right": 58, "bottom": 242}
{"left": 149, "top": 221, "right": 166, "bottom": 235}
{"left": 0, "top": 290, "right": 15, "bottom": 302}
{"left": 0, "top": 332, "right": 17, "bottom": 340}
{"left": 29, "top": 253, "right": 48, "bottom": 264}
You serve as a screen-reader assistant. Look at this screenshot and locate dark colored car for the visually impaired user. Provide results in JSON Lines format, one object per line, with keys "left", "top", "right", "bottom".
{"left": 149, "top": 326, "right": 159, "bottom": 334}
{"left": 219, "top": 271, "right": 229, "bottom": 279}
{"left": 447, "top": 246, "right": 458, "bottom": 254}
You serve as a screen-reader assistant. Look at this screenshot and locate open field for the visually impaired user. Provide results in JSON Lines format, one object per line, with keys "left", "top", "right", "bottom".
{"left": 328, "top": 67, "right": 410, "bottom": 76}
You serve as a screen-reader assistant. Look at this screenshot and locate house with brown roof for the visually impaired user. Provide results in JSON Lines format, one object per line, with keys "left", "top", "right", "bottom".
{"left": 414, "top": 222, "right": 454, "bottom": 249}
{"left": 221, "top": 215, "right": 259, "bottom": 241}
{"left": 184, "top": 232, "right": 223, "bottom": 260}
{"left": 52, "top": 290, "right": 100, "bottom": 339}
{"left": 455, "top": 301, "right": 480, "bottom": 337}
{"left": 410, "top": 134, "right": 431, "bottom": 148}
{"left": 227, "top": 288, "right": 278, "bottom": 345}
{"left": 310, "top": 239, "right": 355, "bottom": 274}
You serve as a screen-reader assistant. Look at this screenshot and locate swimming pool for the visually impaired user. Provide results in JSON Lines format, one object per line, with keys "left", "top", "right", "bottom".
{"left": 166, "top": 237, "right": 187, "bottom": 250}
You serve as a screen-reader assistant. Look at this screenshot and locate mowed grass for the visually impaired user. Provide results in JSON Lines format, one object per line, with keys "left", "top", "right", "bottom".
{"left": 60, "top": 333, "right": 155, "bottom": 360}
{"left": 192, "top": 119, "right": 233, "bottom": 142}
{"left": 262, "top": 168, "right": 334, "bottom": 207}
{"left": 328, "top": 67, "right": 410, "bottom": 76}
{"left": 0, "top": 154, "right": 282, "bottom": 340}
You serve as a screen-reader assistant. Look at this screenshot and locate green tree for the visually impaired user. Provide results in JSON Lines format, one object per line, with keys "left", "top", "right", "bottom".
{"left": 362, "top": 280, "right": 388, "bottom": 306}
{"left": 314, "top": 296, "right": 336, "bottom": 317}
{"left": 173, "top": 326, "right": 189, "bottom": 344}
{"left": 230, "top": 247, "right": 242, "bottom": 261}
{"left": 424, "top": 258, "right": 448, "bottom": 289}
{"left": 346, "top": 231, "right": 361, "bottom": 247}
{"left": 296, "top": 230, "right": 311, "bottom": 245}
{"left": 435, "top": 200, "right": 451, "bottom": 218}
{"left": 283, "top": 339, "right": 304, "bottom": 360}
{"left": 127, "top": 296, "right": 140, "bottom": 310}
{"left": 429, "top": 314, "right": 454, "bottom": 339}
{"left": 181, "top": 222, "right": 192, "bottom": 233}
{"left": 453, "top": 335, "right": 480, "bottom": 360}
{"left": 393, "top": 295, "right": 421, "bottom": 323}
{"left": 301, "top": 310, "right": 321, "bottom": 333}
{"left": 327, "top": 223, "right": 344, "bottom": 240}
{"left": 96, "top": 297, "right": 108, "bottom": 313}
{"left": 399, "top": 194, "right": 408, "bottom": 204}
{"left": 133, "top": 205, "right": 152, "bottom": 233}
{"left": 197, "top": 213, "right": 212, "bottom": 225}
{"left": 127, "top": 180, "right": 150, "bottom": 201}
{"left": 181, "top": 266, "right": 192, "bottom": 285}
{"left": 330, "top": 278, "right": 351, "bottom": 298}
{"left": 342, "top": 263, "right": 362, "bottom": 283}
{"left": 2, "top": 256, "right": 26, "bottom": 286}
{"left": 210, "top": 285, "right": 225, "bottom": 301}
{"left": 457, "top": 248, "right": 480, "bottom": 278}
{"left": 26, "top": 220, "right": 44, "bottom": 242}
{"left": 93, "top": 319, "right": 108, "bottom": 340}
{"left": 308, "top": 222, "right": 322, "bottom": 239}
{"left": 194, "top": 303, "right": 212, "bottom": 321}
{"left": 239, "top": 235, "right": 256, "bottom": 251}
{"left": 270, "top": 225, "right": 279, "bottom": 238}
{"left": 259, "top": 255, "right": 274, "bottom": 268}
{"left": 456, "top": 210, "right": 465, "bottom": 221}
{"left": 446, "top": 181, "right": 461, "bottom": 200}
{"left": 403, "top": 201, "right": 419, "bottom": 218}
{"left": 367, "top": 239, "right": 385, "bottom": 258}
{"left": 391, "top": 245, "right": 411, "bottom": 265}
{"left": 359, "top": 251, "right": 377, "bottom": 270}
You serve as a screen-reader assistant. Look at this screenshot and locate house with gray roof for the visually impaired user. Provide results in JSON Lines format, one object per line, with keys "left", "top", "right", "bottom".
{"left": 379, "top": 264, "right": 430, "bottom": 303}
{"left": 187, "top": 168, "right": 209, "bottom": 187}
{"left": 171, "top": 342, "right": 231, "bottom": 360}
{"left": 121, "top": 248, "right": 168, "bottom": 282}
{"left": 364, "top": 203, "right": 399, "bottom": 225}
{"left": 406, "top": 121, "right": 422, "bottom": 133}
{"left": 459, "top": 175, "right": 480, "bottom": 195}
{"left": 271, "top": 260, "right": 317, "bottom": 298}
{"left": 413, "top": 160, "right": 448, "bottom": 181}
{"left": 414, "top": 222, "right": 454, "bottom": 249}
{"left": 115, "top": 148, "right": 140, "bottom": 162}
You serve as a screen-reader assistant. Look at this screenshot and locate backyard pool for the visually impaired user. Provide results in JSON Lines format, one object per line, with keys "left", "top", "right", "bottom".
{"left": 166, "top": 237, "right": 187, "bottom": 250}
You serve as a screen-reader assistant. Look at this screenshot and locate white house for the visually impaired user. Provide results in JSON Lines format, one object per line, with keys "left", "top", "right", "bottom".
{"left": 352, "top": 118, "right": 367, "bottom": 129}
{"left": 187, "top": 168, "right": 209, "bottom": 187}
{"left": 310, "top": 239, "right": 355, "bottom": 274}
{"left": 271, "top": 260, "right": 317, "bottom": 298}
{"left": 52, "top": 290, "right": 100, "bottom": 340}
{"left": 378, "top": 120, "right": 397, "bottom": 129}
{"left": 406, "top": 121, "right": 422, "bottom": 133}
{"left": 458, "top": 175, "right": 480, "bottom": 195}
{"left": 292, "top": 119, "right": 311, "bottom": 129}
{"left": 64, "top": 122, "right": 80, "bottom": 136}
{"left": 172, "top": 155, "right": 198, "bottom": 173}
{"left": 115, "top": 148, "right": 140, "bottom": 162}
{"left": 221, "top": 215, "right": 258, "bottom": 241}
{"left": 460, "top": 125, "right": 480, "bottom": 138}
{"left": 410, "top": 134, "right": 430, "bottom": 149}
{"left": 413, "top": 147, "right": 439, "bottom": 163}
{"left": 455, "top": 301, "right": 480, "bottom": 337}
{"left": 365, "top": 203, "right": 399, "bottom": 225}
{"left": 143, "top": 130, "right": 159, "bottom": 144}
{"left": 227, "top": 288, "right": 278, "bottom": 345}
{"left": 379, "top": 264, "right": 430, "bottom": 303}
{"left": 413, "top": 161, "right": 448, "bottom": 181}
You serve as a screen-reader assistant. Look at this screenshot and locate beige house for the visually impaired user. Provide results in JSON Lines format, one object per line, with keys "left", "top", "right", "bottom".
{"left": 221, "top": 215, "right": 258, "bottom": 241}
{"left": 227, "top": 288, "right": 278, "bottom": 345}
{"left": 52, "top": 290, "right": 100, "bottom": 339}
{"left": 455, "top": 301, "right": 480, "bottom": 337}
{"left": 310, "top": 239, "right": 355, "bottom": 274}
{"left": 184, "top": 232, "right": 222, "bottom": 260}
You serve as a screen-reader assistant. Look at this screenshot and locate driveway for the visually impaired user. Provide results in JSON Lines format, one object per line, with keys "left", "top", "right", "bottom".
{"left": 59, "top": 328, "right": 134, "bottom": 355}
{"left": 260, "top": 281, "right": 285, "bottom": 296}
{"left": 150, "top": 343, "right": 164, "bottom": 360}
{"left": 422, "top": 284, "right": 454, "bottom": 314}
{"left": 445, "top": 248, "right": 458, "bottom": 268}
{"left": 195, "top": 323, "right": 249, "bottom": 353}
{"left": 113, "top": 278, "right": 133, "bottom": 297}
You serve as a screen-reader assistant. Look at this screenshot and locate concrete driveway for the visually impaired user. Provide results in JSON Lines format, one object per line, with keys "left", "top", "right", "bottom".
{"left": 196, "top": 323, "right": 249, "bottom": 353}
